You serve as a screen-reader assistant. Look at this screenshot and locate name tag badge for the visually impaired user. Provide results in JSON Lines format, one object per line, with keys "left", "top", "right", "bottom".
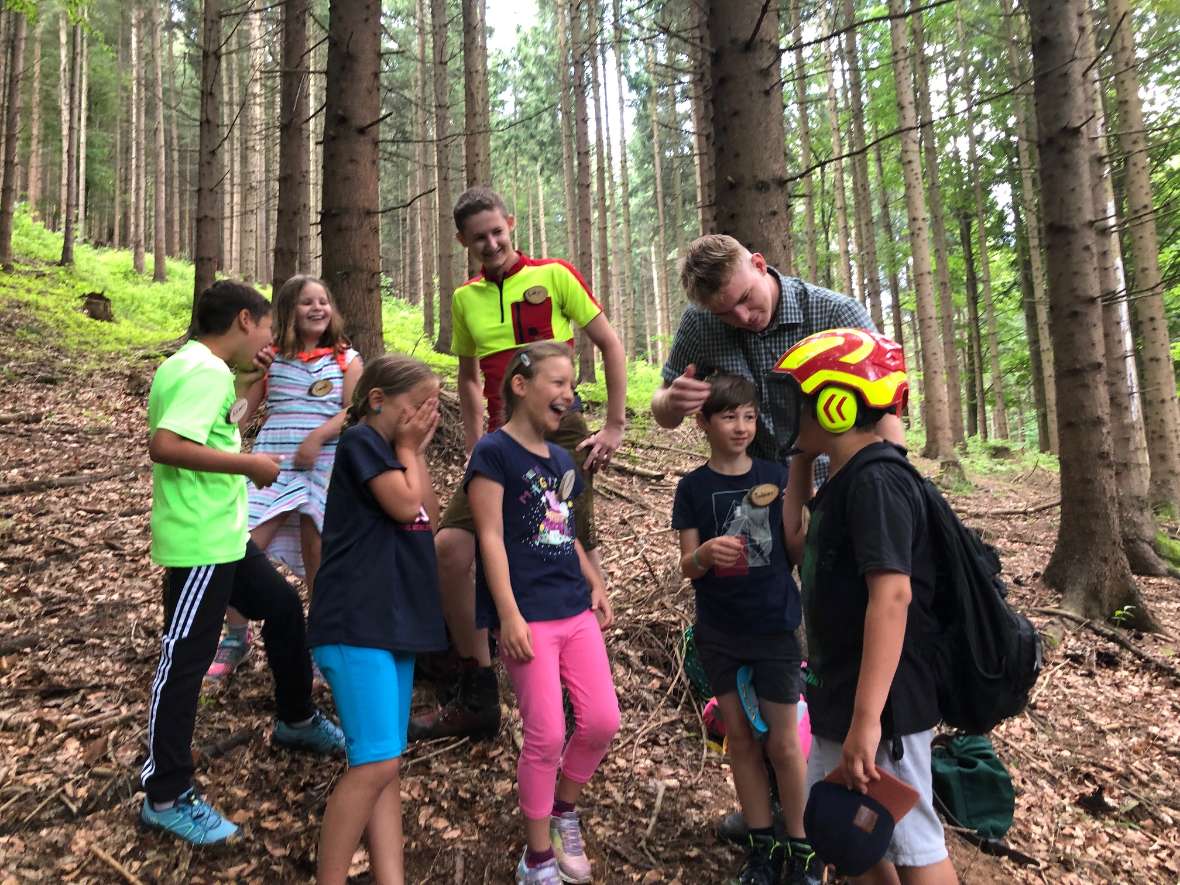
{"left": 228, "top": 397, "right": 249, "bottom": 424}
{"left": 559, "top": 469, "right": 576, "bottom": 500}
{"left": 747, "top": 483, "right": 780, "bottom": 507}
{"left": 308, "top": 379, "right": 334, "bottom": 397}
{"left": 523, "top": 285, "right": 548, "bottom": 305}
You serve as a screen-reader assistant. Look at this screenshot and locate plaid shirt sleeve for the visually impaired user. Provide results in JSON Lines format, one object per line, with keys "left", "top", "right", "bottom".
{"left": 809, "top": 282, "right": 876, "bottom": 334}
{"left": 661, "top": 305, "right": 702, "bottom": 385}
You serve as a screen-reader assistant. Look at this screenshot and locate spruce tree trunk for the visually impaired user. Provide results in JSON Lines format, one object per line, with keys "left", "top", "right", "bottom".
{"left": 612, "top": 0, "right": 635, "bottom": 360}
{"left": 273, "top": 0, "right": 309, "bottom": 291}
{"left": 59, "top": 24, "right": 81, "bottom": 267}
{"left": 1013, "top": 193, "right": 1050, "bottom": 451}
{"left": 888, "top": 0, "right": 958, "bottom": 469}
{"left": 1080, "top": 6, "right": 1167, "bottom": 575}
{"left": 572, "top": 0, "right": 596, "bottom": 383}
{"left": 789, "top": 0, "right": 817, "bottom": 282}
{"left": 77, "top": 27, "right": 87, "bottom": 241}
{"left": 130, "top": 8, "right": 145, "bottom": 274}
{"left": 706, "top": 0, "right": 788, "bottom": 268}
{"left": 1001, "top": 0, "right": 1057, "bottom": 453}
{"left": 462, "top": 0, "right": 490, "bottom": 199}
{"left": 911, "top": 10, "right": 963, "bottom": 445}
{"left": 414, "top": 0, "right": 431, "bottom": 311}
{"left": 645, "top": 41, "right": 669, "bottom": 366}
{"left": 149, "top": 1, "right": 167, "bottom": 282}
{"left": 1105, "top": 0, "right": 1180, "bottom": 512}
{"left": 166, "top": 20, "right": 181, "bottom": 257}
{"left": 430, "top": 0, "right": 453, "bottom": 353}
{"left": 227, "top": 38, "right": 240, "bottom": 276}
{"left": 555, "top": 0, "right": 577, "bottom": 261}
{"left": 872, "top": 138, "right": 904, "bottom": 351}
{"left": 27, "top": 18, "right": 43, "bottom": 222}
{"left": 589, "top": 0, "right": 611, "bottom": 353}
{"left": 239, "top": 10, "right": 261, "bottom": 283}
{"left": 0, "top": 11, "right": 26, "bottom": 271}
{"left": 959, "top": 213, "right": 987, "bottom": 439}
{"left": 193, "top": 0, "right": 222, "bottom": 322}
{"left": 688, "top": 0, "right": 713, "bottom": 235}
{"left": 536, "top": 170, "right": 548, "bottom": 255}
{"left": 822, "top": 37, "right": 853, "bottom": 298}
{"left": 597, "top": 31, "right": 621, "bottom": 339}
{"left": 57, "top": 14, "right": 68, "bottom": 232}
{"left": 322, "top": 0, "right": 383, "bottom": 359}
{"left": 1029, "top": 0, "right": 1155, "bottom": 630}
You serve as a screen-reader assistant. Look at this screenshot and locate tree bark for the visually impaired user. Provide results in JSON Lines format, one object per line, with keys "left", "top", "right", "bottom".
{"left": 589, "top": 0, "right": 610, "bottom": 370}
{"left": 414, "top": 0, "right": 431, "bottom": 313}
{"left": 149, "top": 1, "right": 167, "bottom": 282}
{"left": 1029, "top": 0, "right": 1155, "bottom": 630}
{"left": 430, "top": 0, "right": 454, "bottom": 354}
{"left": 612, "top": 0, "right": 635, "bottom": 360}
{"left": 597, "top": 32, "right": 621, "bottom": 341}
{"left": 872, "top": 138, "right": 904, "bottom": 351}
{"left": 645, "top": 41, "right": 668, "bottom": 367}
{"left": 1001, "top": 0, "right": 1057, "bottom": 453}
{"left": 57, "top": 14, "right": 68, "bottom": 232}
{"left": 822, "top": 36, "right": 853, "bottom": 298}
{"left": 192, "top": 0, "right": 223, "bottom": 325}
{"left": 227, "top": 31, "right": 240, "bottom": 276}
{"left": 59, "top": 24, "right": 81, "bottom": 267}
{"left": 166, "top": 17, "right": 182, "bottom": 257}
{"left": 959, "top": 213, "right": 987, "bottom": 439}
{"left": 238, "top": 10, "right": 260, "bottom": 283}
{"left": 462, "top": 0, "right": 490, "bottom": 194}
{"left": 888, "top": 0, "right": 958, "bottom": 469}
{"left": 77, "top": 25, "right": 88, "bottom": 240}
{"left": 1105, "top": 0, "right": 1180, "bottom": 512}
{"left": 911, "top": 9, "right": 963, "bottom": 445}
{"left": 555, "top": 0, "right": 577, "bottom": 261}
{"left": 1012, "top": 190, "right": 1050, "bottom": 451}
{"left": 688, "top": 0, "right": 713, "bottom": 235}
{"left": 572, "top": 0, "right": 596, "bottom": 383}
{"left": 322, "top": 0, "right": 383, "bottom": 359}
{"left": 130, "top": 7, "right": 145, "bottom": 274}
{"left": 26, "top": 18, "right": 43, "bottom": 222}
{"left": 706, "top": 0, "right": 788, "bottom": 268}
{"left": 273, "top": 0, "right": 309, "bottom": 291}
{"left": 788, "top": 0, "right": 816, "bottom": 282}
{"left": 0, "top": 11, "right": 26, "bottom": 271}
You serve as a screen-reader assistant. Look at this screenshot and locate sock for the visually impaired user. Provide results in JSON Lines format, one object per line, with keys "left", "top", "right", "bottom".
{"left": 150, "top": 799, "right": 176, "bottom": 811}
{"left": 288, "top": 714, "right": 316, "bottom": 728}
{"left": 552, "top": 799, "right": 575, "bottom": 816}
{"left": 748, "top": 826, "right": 775, "bottom": 841}
{"left": 225, "top": 623, "right": 248, "bottom": 643}
{"left": 525, "top": 847, "right": 555, "bottom": 868}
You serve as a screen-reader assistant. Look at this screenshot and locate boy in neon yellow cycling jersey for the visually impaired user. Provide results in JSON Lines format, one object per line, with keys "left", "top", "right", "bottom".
{"left": 410, "top": 186, "right": 627, "bottom": 742}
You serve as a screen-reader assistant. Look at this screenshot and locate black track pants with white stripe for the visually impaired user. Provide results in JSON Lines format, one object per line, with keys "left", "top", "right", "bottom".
{"left": 140, "top": 540, "right": 315, "bottom": 804}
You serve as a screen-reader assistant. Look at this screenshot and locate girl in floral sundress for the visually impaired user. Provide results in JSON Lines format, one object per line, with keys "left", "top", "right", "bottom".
{"left": 206, "top": 275, "right": 363, "bottom": 680}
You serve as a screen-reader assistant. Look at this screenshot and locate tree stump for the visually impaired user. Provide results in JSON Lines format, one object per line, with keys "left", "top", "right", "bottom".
{"left": 80, "top": 292, "right": 113, "bottom": 321}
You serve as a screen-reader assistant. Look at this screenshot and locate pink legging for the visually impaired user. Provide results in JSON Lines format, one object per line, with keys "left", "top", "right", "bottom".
{"left": 501, "top": 609, "right": 620, "bottom": 820}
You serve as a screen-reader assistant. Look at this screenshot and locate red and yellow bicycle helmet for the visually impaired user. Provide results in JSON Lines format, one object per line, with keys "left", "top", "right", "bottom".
{"left": 772, "top": 328, "right": 908, "bottom": 433}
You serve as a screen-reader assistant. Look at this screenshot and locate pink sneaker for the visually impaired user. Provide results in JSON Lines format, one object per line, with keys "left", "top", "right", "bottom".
{"left": 205, "top": 626, "right": 253, "bottom": 681}
{"left": 550, "top": 812, "right": 592, "bottom": 883}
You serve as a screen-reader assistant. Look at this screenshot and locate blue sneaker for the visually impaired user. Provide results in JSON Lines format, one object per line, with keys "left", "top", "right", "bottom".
{"left": 139, "top": 789, "right": 239, "bottom": 845}
{"left": 272, "top": 710, "right": 345, "bottom": 756}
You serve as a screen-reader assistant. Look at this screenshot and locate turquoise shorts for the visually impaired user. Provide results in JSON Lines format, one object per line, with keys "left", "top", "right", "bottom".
{"left": 311, "top": 645, "right": 415, "bottom": 766}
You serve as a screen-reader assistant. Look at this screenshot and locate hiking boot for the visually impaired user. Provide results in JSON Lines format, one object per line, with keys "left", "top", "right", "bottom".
{"left": 715, "top": 803, "right": 785, "bottom": 845}
{"left": 550, "top": 811, "right": 592, "bottom": 883}
{"left": 515, "top": 849, "right": 562, "bottom": 885}
{"left": 205, "top": 626, "right": 253, "bottom": 681}
{"left": 139, "top": 789, "right": 239, "bottom": 846}
{"left": 735, "top": 834, "right": 783, "bottom": 885}
{"left": 782, "top": 839, "right": 823, "bottom": 885}
{"left": 272, "top": 710, "right": 345, "bottom": 756}
{"left": 408, "top": 665, "right": 500, "bottom": 742}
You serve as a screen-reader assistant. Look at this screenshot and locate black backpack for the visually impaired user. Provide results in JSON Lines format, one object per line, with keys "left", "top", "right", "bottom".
{"left": 848, "top": 446, "right": 1043, "bottom": 734}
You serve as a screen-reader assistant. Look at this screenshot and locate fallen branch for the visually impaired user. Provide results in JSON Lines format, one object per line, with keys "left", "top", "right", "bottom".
{"left": 0, "top": 634, "right": 38, "bottom": 655}
{"left": 193, "top": 728, "right": 258, "bottom": 761}
{"left": 65, "top": 709, "right": 136, "bottom": 733}
{"left": 641, "top": 780, "right": 669, "bottom": 842}
{"left": 89, "top": 845, "right": 145, "bottom": 885}
{"left": 0, "top": 412, "right": 43, "bottom": 425}
{"left": 1031, "top": 607, "right": 1180, "bottom": 680}
{"left": 958, "top": 499, "right": 1061, "bottom": 518}
{"left": 0, "top": 467, "right": 143, "bottom": 497}
{"left": 606, "top": 459, "right": 665, "bottom": 480}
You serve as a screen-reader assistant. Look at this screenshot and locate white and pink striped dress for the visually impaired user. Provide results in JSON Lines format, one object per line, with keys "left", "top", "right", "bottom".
{"left": 248, "top": 347, "right": 359, "bottom": 577}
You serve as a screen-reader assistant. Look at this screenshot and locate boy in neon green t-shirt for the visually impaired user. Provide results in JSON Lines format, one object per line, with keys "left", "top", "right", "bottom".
{"left": 139, "top": 281, "right": 344, "bottom": 846}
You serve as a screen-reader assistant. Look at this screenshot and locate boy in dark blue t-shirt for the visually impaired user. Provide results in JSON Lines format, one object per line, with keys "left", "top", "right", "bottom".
{"left": 672, "top": 375, "right": 815, "bottom": 885}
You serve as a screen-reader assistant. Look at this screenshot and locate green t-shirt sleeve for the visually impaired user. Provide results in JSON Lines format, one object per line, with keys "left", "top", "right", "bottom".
{"left": 451, "top": 292, "right": 476, "bottom": 357}
{"left": 556, "top": 261, "right": 603, "bottom": 328}
{"left": 154, "top": 364, "right": 232, "bottom": 445}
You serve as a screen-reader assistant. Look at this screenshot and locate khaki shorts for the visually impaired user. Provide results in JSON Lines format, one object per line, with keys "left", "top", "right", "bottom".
{"left": 438, "top": 409, "right": 598, "bottom": 550}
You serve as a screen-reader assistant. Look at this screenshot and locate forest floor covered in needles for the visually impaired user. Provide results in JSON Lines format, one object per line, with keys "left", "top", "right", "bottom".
{"left": 1, "top": 295, "right": 1179, "bottom": 884}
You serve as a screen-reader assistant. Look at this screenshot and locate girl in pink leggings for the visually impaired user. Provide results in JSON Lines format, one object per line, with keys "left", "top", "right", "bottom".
{"left": 465, "top": 343, "right": 619, "bottom": 885}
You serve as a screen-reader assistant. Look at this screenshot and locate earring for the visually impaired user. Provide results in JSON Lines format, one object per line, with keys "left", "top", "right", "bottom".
{"left": 373, "top": 405, "right": 382, "bottom": 415}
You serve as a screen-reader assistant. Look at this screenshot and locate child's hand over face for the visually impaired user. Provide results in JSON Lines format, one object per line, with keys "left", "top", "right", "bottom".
{"left": 591, "top": 583, "right": 614, "bottom": 629}
{"left": 704, "top": 536, "right": 745, "bottom": 570}
{"left": 839, "top": 715, "right": 882, "bottom": 794}
{"left": 247, "top": 453, "right": 283, "bottom": 488}
{"left": 499, "top": 614, "right": 534, "bottom": 662}
{"left": 394, "top": 397, "right": 439, "bottom": 454}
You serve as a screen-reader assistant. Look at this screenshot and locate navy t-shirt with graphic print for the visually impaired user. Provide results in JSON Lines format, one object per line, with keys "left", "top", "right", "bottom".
{"left": 308, "top": 423, "right": 447, "bottom": 654}
{"left": 671, "top": 457, "right": 800, "bottom": 635}
{"left": 464, "top": 429, "right": 589, "bottom": 629}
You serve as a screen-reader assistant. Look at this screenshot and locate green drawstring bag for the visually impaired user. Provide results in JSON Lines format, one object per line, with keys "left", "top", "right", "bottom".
{"left": 931, "top": 734, "right": 1015, "bottom": 840}
{"left": 682, "top": 626, "right": 712, "bottom": 703}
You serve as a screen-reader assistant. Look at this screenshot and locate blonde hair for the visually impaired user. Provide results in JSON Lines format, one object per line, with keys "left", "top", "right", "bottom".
{"left": 679, "top": 234, "right": 749, "bottom": 305}
{"left": 272, "top": 274, "right": 349, "bottom": 357}
{"left": 499, "top": 342, "right": 574, "bottom": 423}
{"left": 345, "top": 354, "right": 436, "bottom": 427}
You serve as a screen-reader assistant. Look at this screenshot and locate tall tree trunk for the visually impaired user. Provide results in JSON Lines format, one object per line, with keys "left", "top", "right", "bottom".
{"left": 130, "top": 7, "right": 145, "bottom": 273}
{"left": 536, "top": 169, "right": 548, "bottom": 255}
{"left": 166, "top": 19, "right": 181, "bottom": 257}
{"left": 273, "top": 0, "right": 309, "bottom": 290}
{"left": 1079, "top": 5, "right": 1168, "bottom": 575}
{"left": 706, "top": 0, "right": 788, "bottom": 268}
{"left": 1029, "top": 0, "right": 1154, "bottom": 630}
{"left": 572, "top": 0, "right": 596, "bottom": 382}
{"left": 822, "top": 36, "right": 853, "bottom": 297}
{"left": 430, "top": 0, "right": 453, "bottom": 353}
{"left": 688, "top": 0, "right": 713, "bottom": 235}
{"left": 789, "top": 0, "right": 817, "bottom": 282}
{"left": 462, "top": 0, "right": 490, "bottom": 278}
{"left": 555, "top": 0, "right": 577, "bottom": 261}
{"left": 1105, "top": 0, "right": 1180, "bottom": 512}
{"left": 227, "top": 33, "right": 240, "bottom": 276}
{"left": 872, "top": 137, "right": 904, "bottom": 351}
{"left": 589, "top": 0, "right": 611, "bottom": 360}
{"left": 0, "top": 11, "right": 25, "bottom": 270}
{"left": 1012, "top": 189, "right": 1050, "bottom": 452}
{"left": 59, "top": 24, "right": 81, "bottom": 266}
{"left": 963, "top": 306, "right": 978, "bottom": 439}
{"left": 149, "top": 1, "right": 167, "bottom": 282}
{"left": 888, "top": 0, "right": 958, "bottom": 469}
{"left": 57, "top": 14, "right": 68, "bottom": 231}
{"left": 645, "top": 41, "right": 669, "bottom": 366}
{"left": 650, "top": 240, "right": 664, "bottom": 366}
{"left": 597, "top": 34, "right": 621, "bottom": 339}
{"left": 193, "top": 0, "right": 222, "bottom": 322}
{"left": 0, "top": 12, "right": 8, "bottom": 183}
{"left": 26, "top": 18, "right": 43, "bottom": 222}
{"left": 1001, "top": 0, "right": 1057, "bottom": 453}
{"left": 959, "top": 213, "right": 987, "bottom": 439}
{"left": 414, "top": 0, "right": 431, "bottom": 311}
{"left": 612, "top": 0, "right": 635, "bottom": 359}
{"left": 840, "top": 0, "right": 882, "bottom": 325}
{"left": 308, "top": 28, "right": 321, "bottom": 275}
{"left": 237, "top": 11, "right": 260, "bottom": 283}
{"left": 911, "top": 10, "right": 963, "bottom": 445}
{"left": 322, "top": 0, "right": 383, "bottom": 359}
{"left": 77, "top": 26, "right": 87, "bottom": 240}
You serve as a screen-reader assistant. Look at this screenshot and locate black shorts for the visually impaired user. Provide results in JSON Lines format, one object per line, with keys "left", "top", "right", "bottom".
{"left": 693, "top": 621, "right": 803, "bottom": 705}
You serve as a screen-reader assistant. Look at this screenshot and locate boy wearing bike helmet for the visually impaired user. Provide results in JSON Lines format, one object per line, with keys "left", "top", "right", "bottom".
{"left": 778, "top": 329, "right": 957, "bottom": 885}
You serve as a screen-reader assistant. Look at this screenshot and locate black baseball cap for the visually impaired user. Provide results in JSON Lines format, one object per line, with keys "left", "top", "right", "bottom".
{"left": 804, "top": 780, "right": 895, "bottom": 876}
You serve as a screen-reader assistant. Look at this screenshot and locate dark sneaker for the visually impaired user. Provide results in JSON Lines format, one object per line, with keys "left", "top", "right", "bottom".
{"left": 715, "top": 803, "right": 786, "bottom": 845}
{"left": 735, "top": 834, "right": 783, "bottom": 885}
{"left": 782, "top": 839, "right": 823, "bottom": 885}
{"left": 408, "top": 666, "right": 500, "bottom": 742}
{"left": 139, "top": 789, "right": 238, "bottom": 845}
{"left": 272, "top": 710, "right": 345, "bottom": 756}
